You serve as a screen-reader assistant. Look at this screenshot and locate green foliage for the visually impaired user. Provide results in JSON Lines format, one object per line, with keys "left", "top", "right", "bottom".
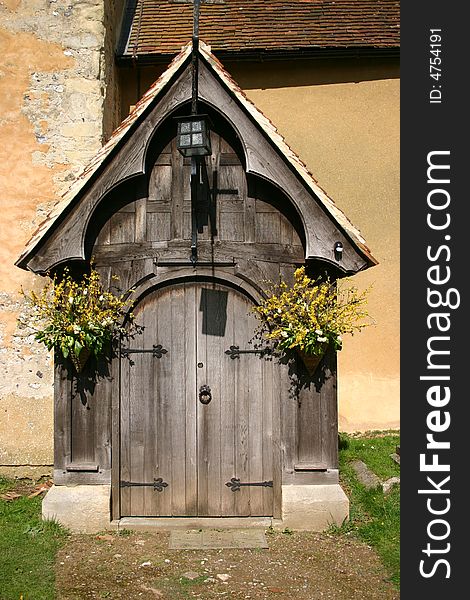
{"left": 0, "top": 477, "right": 11, "bottom": 493}
{"left": 117, "top": 528, "right": 132, "bottom": 537}
{"left": 333, "top": 432, "right": 400, "bottom": 588}
{"left": 0, "top": 488, "right": 68, "bottom": 599}
{"left": 20, "top": 267, "right": 135, "bottom": 367}
{"left": 253, "top": 267, "right": 371, "bottom": 357}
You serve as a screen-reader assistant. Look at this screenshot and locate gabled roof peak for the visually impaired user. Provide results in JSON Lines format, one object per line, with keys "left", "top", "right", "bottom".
{"left": 17, "top": 40, "right": 376, "bottom": 272}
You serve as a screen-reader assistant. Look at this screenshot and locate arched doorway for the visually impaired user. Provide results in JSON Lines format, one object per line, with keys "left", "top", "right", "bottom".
{"left": 119, "top": 279, "right": 281, "bottom": 517}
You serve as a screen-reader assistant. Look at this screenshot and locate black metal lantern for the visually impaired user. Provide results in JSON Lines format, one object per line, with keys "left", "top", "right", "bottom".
{"left": 176, "top": 115, "right": 212, "bottom": 157}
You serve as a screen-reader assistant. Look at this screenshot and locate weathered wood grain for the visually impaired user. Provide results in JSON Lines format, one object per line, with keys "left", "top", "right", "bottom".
{"left": 119, "top": 281, "right": 281, "bottom": 517}
{"left": 54, "top": 356, "right": 72, "bottom": 471}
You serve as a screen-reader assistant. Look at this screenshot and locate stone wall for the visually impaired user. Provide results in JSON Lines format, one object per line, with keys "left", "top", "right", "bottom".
{"left": 0, "top": 0, "right": 117, "bottom": 477}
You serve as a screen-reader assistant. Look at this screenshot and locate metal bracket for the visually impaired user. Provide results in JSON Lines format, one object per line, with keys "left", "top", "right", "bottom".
{"left": 216, "top": 188, "right": 238, "bottom": 195}
{"left": 121, "top": 344, "right": 168, "bottom": 358}
{"left": 224, "top": 345, "right": 271, "bottom": 359}
{"left": 225, "top": 478, "right": 273, "bottom": 492}
{"left": 120, "top": 477, "right": 168, "bottom": 492}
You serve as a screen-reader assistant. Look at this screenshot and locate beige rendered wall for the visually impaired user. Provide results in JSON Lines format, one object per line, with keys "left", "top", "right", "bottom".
{"left": 0, "top": 0, "right": 120, "bottom": 477}
{"left": 238, "top": 59, "right": 400, "bottom": 433}
{"left": 122, "top": 57, "right": 400, "bottom": 432}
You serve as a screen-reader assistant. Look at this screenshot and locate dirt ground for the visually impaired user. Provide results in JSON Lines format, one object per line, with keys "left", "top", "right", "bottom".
{"left": 55, "top": 529, "right": 399, "bottom": 600}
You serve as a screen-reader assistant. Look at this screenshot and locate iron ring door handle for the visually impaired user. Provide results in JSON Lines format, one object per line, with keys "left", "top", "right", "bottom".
{"left": 199, "top": 385, "right": 212, "bottom": 404}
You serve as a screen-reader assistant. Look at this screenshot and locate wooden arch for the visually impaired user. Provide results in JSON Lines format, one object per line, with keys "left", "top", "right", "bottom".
{"left": 127, "top": 269, "right": 264, "bottom": 311}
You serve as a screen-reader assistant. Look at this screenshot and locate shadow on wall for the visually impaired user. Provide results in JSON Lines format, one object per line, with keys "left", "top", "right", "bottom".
{"left": 119, "top": 56, "right": 400, "bottom": 120}
{"left": 224, "top": 57, "right": 400, "bottom": 90}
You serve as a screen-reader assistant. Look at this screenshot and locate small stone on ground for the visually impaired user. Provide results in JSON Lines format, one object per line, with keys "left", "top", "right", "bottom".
{"left": 350, "top": 459, "right": 382, "bottom": 489}
{"left": 182, "top": 570, "right": 200, "bottom": 580}
{"left": 382, "top": 477, "right": 400, "bottom": 494}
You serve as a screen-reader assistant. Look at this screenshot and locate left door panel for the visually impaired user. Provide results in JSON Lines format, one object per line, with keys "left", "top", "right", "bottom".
{"left": 120, "top": 283, "right": 197, "bottom": 516}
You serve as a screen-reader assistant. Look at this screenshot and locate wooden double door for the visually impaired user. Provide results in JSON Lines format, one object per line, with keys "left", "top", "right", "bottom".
{"left": 119, "top": 280, "right": 278, "bottom": 517}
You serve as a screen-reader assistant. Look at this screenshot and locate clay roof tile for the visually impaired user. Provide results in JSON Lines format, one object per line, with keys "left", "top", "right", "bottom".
{"left": 119, "top": 0, "right": 399, "bottom": 59}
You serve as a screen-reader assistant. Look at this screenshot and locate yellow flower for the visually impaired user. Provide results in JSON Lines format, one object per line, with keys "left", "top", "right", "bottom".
{"left": 253, "top": 267, "right": 371, "bottom": 356}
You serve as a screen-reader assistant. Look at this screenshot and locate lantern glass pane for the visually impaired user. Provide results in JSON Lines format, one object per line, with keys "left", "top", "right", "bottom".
{"left": 192, "top": 133, "right": 203, "bottom": 145}
{"left": 191, "top": 121, "right": 202, "bottom": 132}
{"left": 179, "top": 134, "right": 191, "bottom": 147}
{"left": 180, "top": 122, "right": 191, "bottom": 134}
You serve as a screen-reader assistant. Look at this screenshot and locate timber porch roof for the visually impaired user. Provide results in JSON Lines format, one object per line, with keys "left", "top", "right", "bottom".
{"left": 17, "top": 41, "right": 377, "bottom": 271}
{"left": 118, "top": 0, "right": 400, "bottom": 62}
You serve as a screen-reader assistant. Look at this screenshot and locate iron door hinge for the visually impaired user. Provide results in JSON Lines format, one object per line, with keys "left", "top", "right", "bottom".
{"left": 225, "top": 345, "right": 271, "bottom": 359}
{"left": 120, "top": 477, "right": 168, "bottom": 492}
{"left": 225, "top": 478, "right": 273, "bottom": 492}
{"left": 121, "top": 344, "right": 168, "bottom": 358}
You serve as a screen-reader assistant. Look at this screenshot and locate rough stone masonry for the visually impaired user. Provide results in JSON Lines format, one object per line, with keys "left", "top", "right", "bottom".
{"left": 0, "top": 0, "right": 121, "bottom": 478}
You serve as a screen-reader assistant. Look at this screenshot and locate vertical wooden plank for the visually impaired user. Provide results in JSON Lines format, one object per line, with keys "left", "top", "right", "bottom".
{"left": 280, "top": 213, "right": 294, "bottom": 246}
{"left": 147, "top": 163, "right": 172, "bottom": 242}
{"left": 154, "top": 288, "right": 173, "bottom": 516}
{"left": 218, "top": 164, "right": 244, "bottom": 242}
{"left": 146, "top": 213, "right": 171, "bottom": 242}
{"left": 135, "top": 198, "right": 147, "bottom": 242}
{"left": 271, "top": 360, "right": 283, "bottom": 519}
{"left": 244, "top": 178, "right": 256, "bottom": 244}
{"left": 210, "top": 284, "right": 223, "bottom": 516}
{"left": 321, "top": 349, "right": 339, "bottom": 469}
{"left": 233, "top": 293, "right": 251, "bottom": 516}
{"left": 95, "top": 264, "right": 112, "bottom": 476}
{"left": 129, "top": 351, "right": 145, "bottom": 515}
{"left": 110, "top": 211, "right": 136, "bottom": 244}
{"left": 184, "top": 283, "right": 198, "bottom": 515}
{"left": 280, "top": 358, "right": 297, "bottom": 475}
{"left": 124, "top": 290, "right": 149, "bottom": 515}
{"left": 111, "top": 350, "right": 121, "bottom": 520}
{"left": 210, "top": 133, "right": 220, "bottom": 240}
{"left": 95, "top": 220, "right": 111, "bottom": 246}
{"left": 94, "top": 356, "right": 112, "bottom": 472}
{"left": 70, "top": 367, "right": 95, "bottom": 464}
{"left": 196, "top": 284, "right": 210, "bottom": 515}
{"left": 261, "top": 347, "right": 274, "bottom": 516}
{"left": 297, "top": 372, "right": 322, "bottom": 465}
{"left": 246, "top": 304, "right": 265, "bottom": 515}
{"left": 141, "top": 298, "right": 155, "bottom": 516}
{"left": 54, "top": 357, "right": 71, "bottom": 471}
{"left": 119, "top": 337, "right": 131, "bottom": 515}
{"left": 168, "top": 285, "right": 189, "bottom": 514}
{"left": 219, "top": 212, "right": 245, "bottom": 242}
{"left": 256, "top": 212, "right": 281, "bottom": 244}
{"left": 220, "top": 286, "right": 236, "bottom": 517}
{"left": 171, "top": 141, "right": 184, "bottom": 240}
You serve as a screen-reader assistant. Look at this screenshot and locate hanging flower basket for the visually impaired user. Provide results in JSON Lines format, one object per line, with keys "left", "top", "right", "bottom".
{"left": 298, "top": 349, "right": 325, "bottom": 376}
{"left": 252, "top": 266, "right": 372, "bottom": 369}
{"left": 69, "top": 347, "right": 92, "bottom": 373}
{"left": 19, "top": 265, "right": 135, "bottom": 373}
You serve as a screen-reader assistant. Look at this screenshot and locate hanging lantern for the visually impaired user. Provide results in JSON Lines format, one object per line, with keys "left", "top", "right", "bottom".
{"left": 176, "top": 115, "right": 212, "bottom": 157}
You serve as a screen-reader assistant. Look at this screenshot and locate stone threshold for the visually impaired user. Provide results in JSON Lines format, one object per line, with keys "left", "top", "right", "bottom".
{"left": 115, "top": 517, "right": 282, "bottom": 531}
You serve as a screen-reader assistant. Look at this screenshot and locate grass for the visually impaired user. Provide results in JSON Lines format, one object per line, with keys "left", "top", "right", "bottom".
{"left": 0, "top": 477, "right": 68, "bottom": 600}
{"left": 332, "top": 431, "right": 400, "bottom": 588}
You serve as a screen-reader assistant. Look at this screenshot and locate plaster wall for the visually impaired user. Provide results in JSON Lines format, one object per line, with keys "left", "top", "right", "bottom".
{"left": 0, "top": 0, "right": 119, "bottom": 477}
{"left": 233, "top": 60, "right": 400, "bottom": 432}
{"left": 121, "top": 58, "right": 400, "bottom": 432}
